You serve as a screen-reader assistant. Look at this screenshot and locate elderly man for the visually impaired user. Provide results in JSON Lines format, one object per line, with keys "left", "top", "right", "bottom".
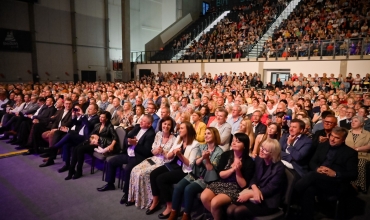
{"left": 96, "top": 115, "right": 155, "bottom": 207}
{"left": 110, "top": 97, "right": 123, "bottom": 126}
{"left": 295, "top": 127, "right": 358, "bottom": 220}
{"left": 339, "top": 107, "right": 356, "bottom": 130}
{"left": 251, "top": 110, "right": 267, "bottom": 138}
{"left": 210, "top": 108, "right": 232, "bottom": 151}
{"left": 226, "top": 105, "right": 243, "bottom": 134}
{"left": 280, "top": 119, "right": 313, "bottom": 178}
{"left": 312, "top": 114, "right": 337, "bottom": 148}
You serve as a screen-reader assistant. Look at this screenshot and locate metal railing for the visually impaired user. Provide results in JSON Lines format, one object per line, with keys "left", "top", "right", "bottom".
{"left": 131, "top": 38, "right": 370, "bottom": 63}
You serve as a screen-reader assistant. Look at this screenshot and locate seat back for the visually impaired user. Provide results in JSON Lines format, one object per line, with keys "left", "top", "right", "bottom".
{"left": 115, "top": 127, "right": 126, "bottom": 153}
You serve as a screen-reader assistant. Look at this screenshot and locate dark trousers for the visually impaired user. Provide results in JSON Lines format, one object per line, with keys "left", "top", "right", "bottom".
{"left": 32, "top": 123, "right": 48, "bottom": 150}
{"left": 172, "top": 178, "right": 204, "bottom": 213}
{"left": 105, "top": 154, "right": 139, "bottom": 194}
{"left": 227, "top": 202, "right": 279, "bottom": 220}
{"left": 150, "top": 165, "right": 186, "bottom": 202}
{"left": 17, "top": 120, "right": 32, "bottom": 146}
{"left": 69, "top": 143, "right": 95, "bottom": 174}
{"left": 295, "top": 171, "right": 342, "bottom": 220}
{"left": 52, "top": 131, "right": 86, "bottom": 165}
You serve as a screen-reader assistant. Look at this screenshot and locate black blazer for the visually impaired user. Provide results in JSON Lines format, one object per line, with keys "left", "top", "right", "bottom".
{"left": 36, "top": 105, "right": 56, "bottom": 125}
{"left": 280, "top": 133, "right": 313, "bottom": 177}
{"left": 309, "top": 142, "right": 358, "bottom": 182}
{"left": 127, "top": 126, "right": 156, "bottom": 163}
{"left": 216, "top": 150, "right": 255, "bottom": 188}
{"left": 339, "top": 119, "right": 351, "bottom": 130}
{"left": 71, "top": 114, "right": 100, "bottom": 139}
{"left": 254, "top": 122, "right": 267, "bottom": 138}
{"left": 249, "top": 157, "right": 286, "bottom": 209}
{"left": 50, "top": 109, "right": 73, "bottom": 129}
{"left": 91, "top": 122, "right": 118, "bottom": 151}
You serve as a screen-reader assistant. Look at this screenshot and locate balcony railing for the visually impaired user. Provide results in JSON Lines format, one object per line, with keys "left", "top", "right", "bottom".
{"left": 132, "top": 38, "right": 370, "bottom": 63}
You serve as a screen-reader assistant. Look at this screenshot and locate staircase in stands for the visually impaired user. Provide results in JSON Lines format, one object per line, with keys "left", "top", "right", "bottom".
{"left": 246, "top": 0, "right": 302, "bottom": 58}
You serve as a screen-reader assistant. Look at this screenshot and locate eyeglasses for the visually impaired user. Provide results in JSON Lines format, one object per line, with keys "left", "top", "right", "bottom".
{"left": 260, "top": 146, "right": 271, "bottom": 154}
{"left": 324, "top": 121, "right": 335, "bottom": 124}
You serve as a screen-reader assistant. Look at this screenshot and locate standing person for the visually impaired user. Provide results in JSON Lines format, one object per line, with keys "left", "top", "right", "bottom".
{"left": 125, "top": 116, "right": 176, "bottom": 208}
{"left": 200, "top": 133, "right": 255, "bottom": 220}
{"left": 227, "top": 139, "right": 286, "bottom": 220}
{"left": 146, "top": 122, "right": 199, "bottom": 219}
{"left": 169, "top": 128, "right": 224, "bottom": 220}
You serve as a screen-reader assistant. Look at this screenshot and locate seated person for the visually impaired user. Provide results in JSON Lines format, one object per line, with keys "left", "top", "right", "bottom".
{"left": 200, "top": 133, "right": 255, "bottom": 220}
{"left": 280, "top": 119, "right": 313, "bottom": 179}
{"left": 65, "top": 111, "right": 118, "bottom": 180}
{"left": 227, "top": 139, "right": 286, "bottom": 220}
{"left": 295, "top": 127, "right": 358, "bottom": 220}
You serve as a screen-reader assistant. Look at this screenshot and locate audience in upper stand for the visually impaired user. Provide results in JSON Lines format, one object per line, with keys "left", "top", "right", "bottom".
{"left": 2, "top": 68, "right": 370, "bottom": 220}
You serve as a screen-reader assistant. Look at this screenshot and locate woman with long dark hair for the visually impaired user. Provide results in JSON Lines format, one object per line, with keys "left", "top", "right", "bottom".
{"left": 200, "top": 133, "right": 255, "bottom": 220}
{"left": 65, "top": 111, "right": 117, "bottom": 180}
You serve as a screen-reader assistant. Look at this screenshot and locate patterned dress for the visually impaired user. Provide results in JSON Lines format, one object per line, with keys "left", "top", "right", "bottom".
{"left": 127, "top": 132, "right": 176, "bottom": 209}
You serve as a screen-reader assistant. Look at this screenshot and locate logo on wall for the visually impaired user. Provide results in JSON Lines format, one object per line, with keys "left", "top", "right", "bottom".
{"left": 3, "top": 31, "right": 19, "bottom": 49}
{"left": 0, "top": 28, "right": 32, "bottom": 52}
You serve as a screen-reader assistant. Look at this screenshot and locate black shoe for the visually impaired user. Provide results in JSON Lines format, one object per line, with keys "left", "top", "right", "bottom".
{"left": 146, "top": 203, "right": 161, "bottom": 215}
{"left": 39, "top": 152, "right": 50, "bottom": 158}
{"left": 125, "top": 201, "right": 135, "bottom": 206}
{"left": 58, "top": 165, "right": 69, "bottom": 173}
{"left": 158, "top": 212, "right": 171, "bottom": 219}
{"left": 97, "top": 183, "right": 115, "bottom": 192}
{"left": 15, "top": 146, "right": 26, "bottom": 150}
{"left": 72, "top": 172, "right": 82, "bottom": 179}
{"left": 39, "top": 159, "right": 55, "bottom": 167}
{"left": 0, "top": 135, "right": 10, "bottom": 140}
{"left": 22, "top": 150, "right": 34, "bottom": 156}
{"left": 120, "top": 193, "right": 127, "bottom": 204}
{"left": 5, "top": 138, "right": 15, "bottom": 143}
{"left": 65, "top": 170, "right": 75, "bottom": 180}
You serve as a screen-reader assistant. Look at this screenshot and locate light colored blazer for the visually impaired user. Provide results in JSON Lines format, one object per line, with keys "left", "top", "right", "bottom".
{"left": 345, "top": 129, "right": 370, "bottom": 160}
{"left": 168, "top": 136, "right": 199, "bottom": 173}
{"left": 193, "top": 121, "right": 206, "bottom": 144}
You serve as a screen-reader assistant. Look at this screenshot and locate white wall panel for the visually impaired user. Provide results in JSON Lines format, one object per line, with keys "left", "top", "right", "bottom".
{"left": 77, "top": 46, "right": 106, "bottom": 80}
{"left": 0, "top": 52, "right": 33, "bottom": 82}
{"left": 34, "top": 4, "right": 72, "bottom": 44}
{"left": 36, "top": 43, "right": 73, "bottom": 81}
{"left": 0, "top": 0, "right": 29, "bottom": 30}
{"left": 108, "top": 2, "right": 122, "bottom": 48}
{"left": 204, "top": 62, "right": 259, "bottom": 75}
{"left": 160, "top": 63, "right": 201, "bottom": 77}
{"left": 346, "top": 60, "right": 370, "bottom": 78}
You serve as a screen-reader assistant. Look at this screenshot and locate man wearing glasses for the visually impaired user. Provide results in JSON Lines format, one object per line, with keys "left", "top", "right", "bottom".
{"left": 294, "top": 127, "right": 358, "bottom": 220}
{"left": 280, "top": 119, "right": 313, "bottom": 179}
{"left": 339, "top": 107, "right": 356, "bottom": 129}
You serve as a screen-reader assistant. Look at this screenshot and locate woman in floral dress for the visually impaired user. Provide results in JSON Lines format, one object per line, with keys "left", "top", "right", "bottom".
{"left": 127, "top": 116, "right": 176, "bottom": 209}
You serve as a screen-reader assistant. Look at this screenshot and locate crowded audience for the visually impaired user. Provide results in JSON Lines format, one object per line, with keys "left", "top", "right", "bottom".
{"left": 1, "top": 69, "right": 370, "bottom": 220}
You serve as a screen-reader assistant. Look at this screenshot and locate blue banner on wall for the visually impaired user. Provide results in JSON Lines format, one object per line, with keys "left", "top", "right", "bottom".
{"left": 0, "top": 28, "right": 32, "bottom": 52}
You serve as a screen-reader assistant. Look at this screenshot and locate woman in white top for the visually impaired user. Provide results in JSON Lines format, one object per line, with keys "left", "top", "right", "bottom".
{"left": 147, "top": 122, "right": 199, "bottom": 218}
{"left": 127, "top": 116, "right": 176, "bottom": 209}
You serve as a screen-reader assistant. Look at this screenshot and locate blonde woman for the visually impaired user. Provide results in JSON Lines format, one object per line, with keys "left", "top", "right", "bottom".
{"left": 237, "top": 118, "right": 255, "bottom": 152}
{"left": 192, "top": 111, "right": 207, "bottom": 144}
{"left": 252, "top": 123, "right": 282, "bottom": 158}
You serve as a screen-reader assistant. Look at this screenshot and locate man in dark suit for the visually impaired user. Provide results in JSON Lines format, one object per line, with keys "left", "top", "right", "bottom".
{"left": 252, "top": 110, "right": 267, "bottom": 138}
{"left": 39, "top": 103, "right": 99, "bottom": 170}
{"left": 110, "top": 97, "right": 122, "bottom": 126}
{"left": 339, "top": 107, "right": 356, "bottom": 130}
{"left": 295, "top": 127, "right": 358, "bottom": 220}
{"left": 312, "top": 114, "right": 337, "bottom": 149}
{"left": 21, "top": 97, "right": 56, "bottom": 155}
{"left": 280, "top": 119, "right": 313, "bottom": 178}
{"left": 96, "top": 114, "right": 155, "bottom": 206}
